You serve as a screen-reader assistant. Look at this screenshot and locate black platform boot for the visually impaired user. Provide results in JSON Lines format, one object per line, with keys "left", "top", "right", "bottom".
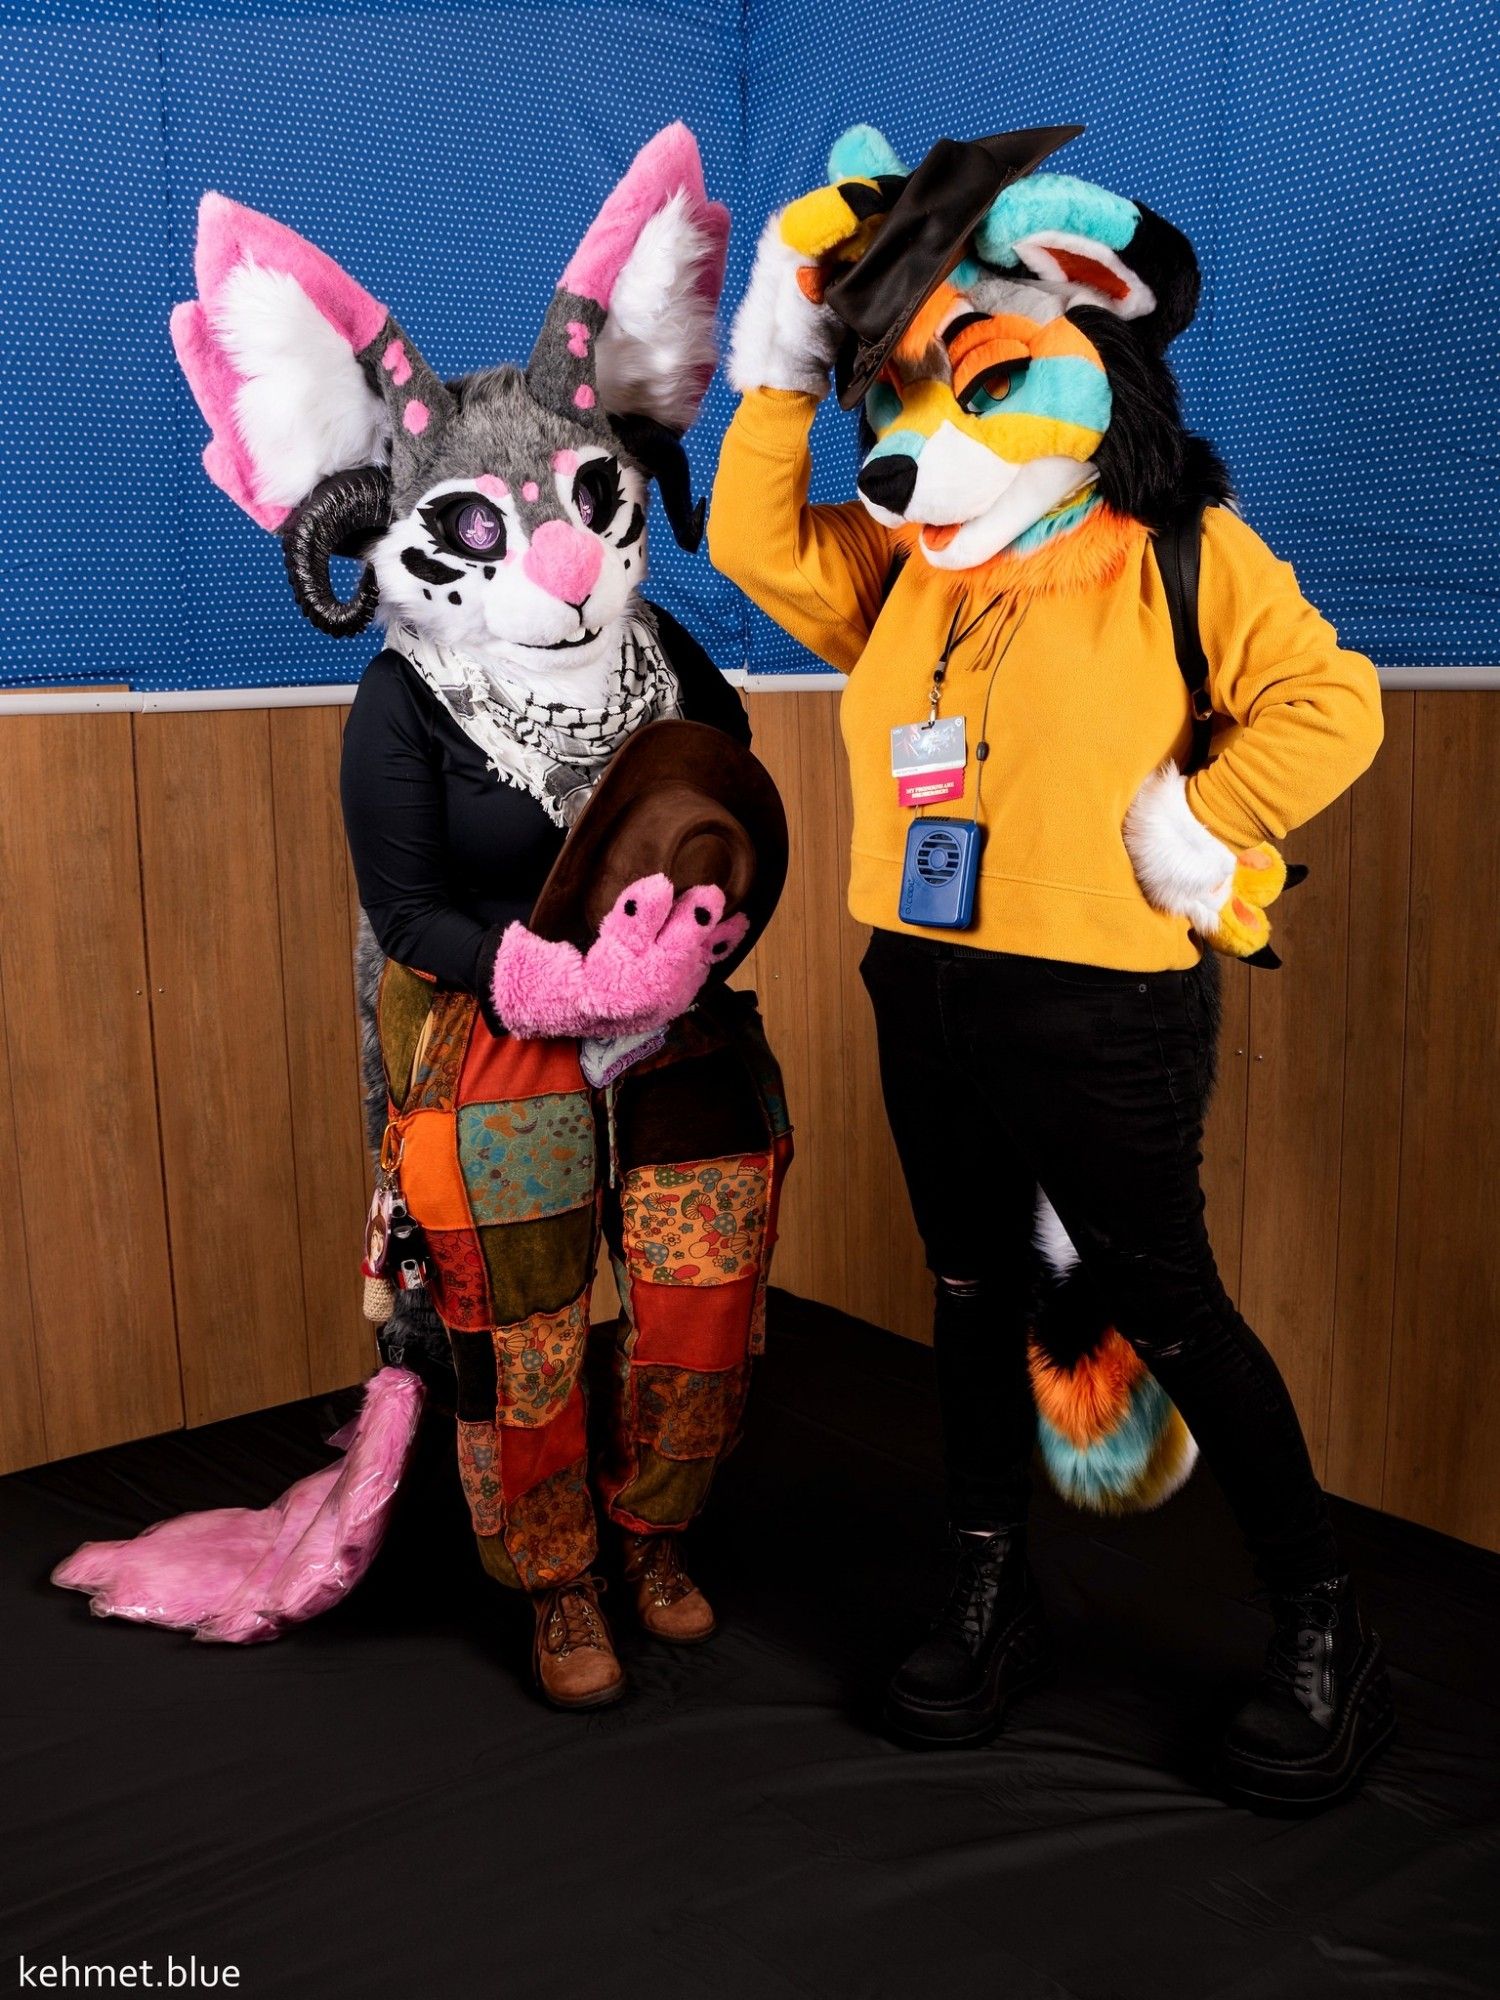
{"left": 885, "top": 1526, "right": 1050, "bottom": 1748}
{"left": 1219, "top": 1575, "right": 1396, "bottom": 1810}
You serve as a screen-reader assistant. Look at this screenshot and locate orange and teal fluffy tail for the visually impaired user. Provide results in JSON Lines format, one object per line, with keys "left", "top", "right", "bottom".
{"left": 1028, "top": 1196, "right": 1197, "bottom": 1514}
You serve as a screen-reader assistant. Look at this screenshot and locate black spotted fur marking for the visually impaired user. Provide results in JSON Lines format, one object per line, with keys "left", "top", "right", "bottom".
{"left": 401, "top": 547, "right": 463, "bottom": 585}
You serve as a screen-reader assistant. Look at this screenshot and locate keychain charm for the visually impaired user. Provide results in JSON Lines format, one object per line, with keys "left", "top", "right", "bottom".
{"left": 362, "top": 1124, "right": 403, "bottom": 1280}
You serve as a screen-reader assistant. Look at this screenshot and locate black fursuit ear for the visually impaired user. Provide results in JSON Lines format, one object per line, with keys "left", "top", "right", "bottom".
{"left": 1069, "top": 307, "right": 1231, "bottom": 533}
{"left": 607, "top": 411, "right": 706, "bottom": 552}
{"left": 1124, "top": 203, "right": 1202, "bottom": 349}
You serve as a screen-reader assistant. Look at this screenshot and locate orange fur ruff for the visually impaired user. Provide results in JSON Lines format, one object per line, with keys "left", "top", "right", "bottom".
{"left": 1028, "top": 1326, "right": 1148, "bottom": 1449}
{"left": 892, "top": 503, "right": 1145, "bottom": 620}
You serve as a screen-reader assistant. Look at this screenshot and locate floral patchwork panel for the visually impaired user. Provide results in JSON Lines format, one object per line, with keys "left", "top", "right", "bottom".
{"left": 425, "top": 1227, "right": 493, "bottom": 1333}
{"left": 457, "top": 1093, "right": 595, "bottom": 1225}
{"left": 455, "top": 1419, "right": 502, "bottom": 1537}
{"left": 495, "top": 1293, "right": 590, "bottom": 1429}
{"left": 407, "top": 990, "right": 477, "bottom": 1112}
{"left": 631, "top": 1362, "right": 750, "bottom": 1461}
{"left": 620, "top": 1152, "right": 771, "bottom": 1287}
{"left": 504, "top": 1458, "right": 596, "bottom": 1591}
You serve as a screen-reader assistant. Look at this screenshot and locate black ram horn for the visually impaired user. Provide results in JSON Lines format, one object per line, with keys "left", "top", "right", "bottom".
{"left": 281, "top": 466, "right": 391, "bottom": 637}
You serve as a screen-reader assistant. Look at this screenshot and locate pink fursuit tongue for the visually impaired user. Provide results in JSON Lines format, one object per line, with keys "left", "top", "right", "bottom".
{"left": 51, "top": 1368, "right": 424, "bottom": 1644}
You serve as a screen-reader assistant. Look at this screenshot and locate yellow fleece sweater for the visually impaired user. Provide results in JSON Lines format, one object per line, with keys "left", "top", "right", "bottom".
{"left": 709, "top": 389, "right": 1384, "bottom": 970}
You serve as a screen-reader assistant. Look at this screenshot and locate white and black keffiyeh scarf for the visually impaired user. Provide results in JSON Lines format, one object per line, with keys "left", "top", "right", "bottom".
{"left": 386, "top": 611, "right": 681, "bottom": 828}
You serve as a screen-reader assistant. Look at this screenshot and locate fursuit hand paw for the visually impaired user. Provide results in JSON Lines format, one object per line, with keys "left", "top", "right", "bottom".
{"left": 1123, "top": 762, "right": 1307, "bottom": 968}
{"left": 487, "top": 923, "right": 595, "bottom": 1040}
{"left": 1200, "top": 845, "right": 1303, "bottom": 962}
{"left": 726, "top": 210, "right": 847, "bottom": 399}
{"left": 581, "top": 874, "right": 747, "bottom": 1034}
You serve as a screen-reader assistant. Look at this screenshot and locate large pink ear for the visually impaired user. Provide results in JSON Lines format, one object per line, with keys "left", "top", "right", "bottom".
{"left": 170, "top": 193, "right": 448, "bottom": 529}
{"left": 528, "top": 124, "right": 730, "bottom": 436}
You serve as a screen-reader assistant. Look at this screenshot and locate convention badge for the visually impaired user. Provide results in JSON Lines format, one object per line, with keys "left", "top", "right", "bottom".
{"left": 891, "top": 717, "right": 966, "bottom": 807}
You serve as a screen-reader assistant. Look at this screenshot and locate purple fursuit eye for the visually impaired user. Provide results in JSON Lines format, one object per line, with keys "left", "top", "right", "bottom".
{"left": 453, "top": 501, "right": 502, "bottom": 553}
{"left": 422, "top": 492, "right": 509, "bottom": 564}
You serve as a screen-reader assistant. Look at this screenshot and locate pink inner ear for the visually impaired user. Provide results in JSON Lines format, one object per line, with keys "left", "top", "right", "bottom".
{"left": 171, "top": 298, "right": 289, "bottom": 531}
{"left": 558, "top": 122, "right": 711, "bottom": 309}
{"left": 194, "top": 191, "right": 388, "bottom": 353}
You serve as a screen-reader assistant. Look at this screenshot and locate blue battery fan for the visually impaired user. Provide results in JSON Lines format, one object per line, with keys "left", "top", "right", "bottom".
{"left": 898, "top": 817, "right": 984, "bottom": 929}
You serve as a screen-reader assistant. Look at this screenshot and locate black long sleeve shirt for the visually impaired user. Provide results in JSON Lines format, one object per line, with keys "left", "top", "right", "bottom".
{"left": 340, "top": 603, "right": 750, "bottom": 994}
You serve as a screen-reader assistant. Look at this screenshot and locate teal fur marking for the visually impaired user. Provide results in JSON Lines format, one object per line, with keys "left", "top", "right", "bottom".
{"left": 977, "top": 173, "right": 1139, "bottom": 268}
{"left": 1009, "top": 486, "right": 1101, "bottom": 556}
{"left": 1036, "top": 1371, "right": 1182, "bottom": 1511}
{"left": 828, "top": 123, "right": 907, "bottom": 182}
{"left": 1002, "top": 355, "right": 1112, "bottom": 434}
{"left": 861, "top": 424, "right": 925, "bottom": 464}
{"left": 864, "top": 380, "right": 902, "bottom": 432}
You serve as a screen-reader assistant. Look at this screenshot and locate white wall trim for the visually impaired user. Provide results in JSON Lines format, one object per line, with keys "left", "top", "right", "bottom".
{"left": 0, "top": 666, "right": 1494, "bottom": 716}
{"left": 0, "top": 683, "right": 358, "bottom": 716}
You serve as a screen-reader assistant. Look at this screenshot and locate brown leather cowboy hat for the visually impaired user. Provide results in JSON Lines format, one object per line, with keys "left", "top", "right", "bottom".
{"left": 825, "top": 124, "right": 1083, "bottom": 409}
{"left": 527, "top": 720, "right": 788, "bottom": 978}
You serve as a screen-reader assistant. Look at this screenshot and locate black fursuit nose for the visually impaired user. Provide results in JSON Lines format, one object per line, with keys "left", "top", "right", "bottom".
{"left": 857, "top": 454, "right": 919, "bottom": 514}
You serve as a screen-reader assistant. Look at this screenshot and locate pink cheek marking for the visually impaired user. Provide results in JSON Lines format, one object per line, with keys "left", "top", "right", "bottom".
{"left": 381, "top": 338, "right": 412, "bottom": 386}
{"left": 402, "top": 400, "right": 429, "bottom": 435}
{"left": 552, "top": 449, "right": 578, "bottom": 474}
{"left": 522, "top": 480, "right": 540, "bottom": 502}
{"left": 565, "top": 320, "right": 591, "bottom": 358}
{"left": 474, "top": 474, "right": 509, "bottom": 501}
{"left": 573, "top": 384, "right": 596, "bottom": 411}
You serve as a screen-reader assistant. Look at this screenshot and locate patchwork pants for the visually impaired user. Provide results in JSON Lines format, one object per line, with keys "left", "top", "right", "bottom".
{"left": 377, "top": 964, "right": 792, "bottom": 1591}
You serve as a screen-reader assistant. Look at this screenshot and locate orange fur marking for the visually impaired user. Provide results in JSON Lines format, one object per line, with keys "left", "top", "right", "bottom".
{"left": 1028, "top": 1326, "right": 1148, "bottom": 1448}
{"left": 893, "top": 503, "right": 1146, "bottom": 616}
{"left": 894, "top": 282, "right": 966, "bottom": 366}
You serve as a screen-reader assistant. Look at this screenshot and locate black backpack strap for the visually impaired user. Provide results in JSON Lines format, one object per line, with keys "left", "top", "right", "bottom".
{"left": 1156, "top": 499, "right": 1215, "bottom": 775}
{"left": 878, "top": 550, "right": 907, "bottom": 610}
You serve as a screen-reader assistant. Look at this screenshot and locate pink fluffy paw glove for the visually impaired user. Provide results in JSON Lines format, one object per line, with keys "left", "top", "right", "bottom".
{"left": 489, "top": 874, "right": 748, "bottom": 1042}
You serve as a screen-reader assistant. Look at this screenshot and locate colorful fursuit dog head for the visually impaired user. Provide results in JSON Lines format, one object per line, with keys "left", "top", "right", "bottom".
{"left": 788, "top": 125, "right": 1224, "bottom": 574}
{"left": 171, "top": 125, "right": 729, "bottom": 661}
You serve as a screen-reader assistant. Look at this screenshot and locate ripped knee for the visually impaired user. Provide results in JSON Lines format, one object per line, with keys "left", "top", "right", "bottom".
{"left": 935, "top": 1273, "right": 984, "bottom": 1301}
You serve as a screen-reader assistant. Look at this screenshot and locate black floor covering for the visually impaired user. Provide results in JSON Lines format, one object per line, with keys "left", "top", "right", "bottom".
{"left": 3, "top": 1294, "right": 1497, "bottom": 1999}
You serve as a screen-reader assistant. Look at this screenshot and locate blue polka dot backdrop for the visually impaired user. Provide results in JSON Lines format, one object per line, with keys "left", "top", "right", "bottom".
{"left": 739, "top": 0, "right": 1500, "bottom": 676}
{"left": 2, "top": 0, "right": 1495, "bottom": 689}
{"left": 0, "top": 0, "right": 743, "bottom": 691}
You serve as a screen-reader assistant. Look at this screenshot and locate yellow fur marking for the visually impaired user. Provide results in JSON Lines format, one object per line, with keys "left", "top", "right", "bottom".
{"left": 780, "top": 182, "right": 873, "bottom": 260}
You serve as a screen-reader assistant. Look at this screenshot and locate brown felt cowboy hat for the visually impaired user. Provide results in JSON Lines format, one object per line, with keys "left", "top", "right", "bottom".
{"left": 527, "top": 720, "right": 788, "bottom": 977}
{"left": 825, "top": 124, "right": 1083, "bottom": 409}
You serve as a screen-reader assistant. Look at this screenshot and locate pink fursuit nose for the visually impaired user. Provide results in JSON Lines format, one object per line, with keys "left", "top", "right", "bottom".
{"left": 522, "top": 520, "right": 603, "bottom": 606}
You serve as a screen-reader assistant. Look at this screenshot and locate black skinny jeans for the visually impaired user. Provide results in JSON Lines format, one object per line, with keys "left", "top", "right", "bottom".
{"left": 860, "top": 929, "right": 1341, "bottom": 1594}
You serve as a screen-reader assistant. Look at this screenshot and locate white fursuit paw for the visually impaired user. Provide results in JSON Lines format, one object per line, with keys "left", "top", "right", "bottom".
{"left": 726, "top": 214, "right": 843, "bottom": 400}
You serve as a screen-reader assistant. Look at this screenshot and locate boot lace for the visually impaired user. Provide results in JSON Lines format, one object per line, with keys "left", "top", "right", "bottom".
{"left": 628, "top": 1536, "right": 695, "bottom": 1610}
{"left": 935, "top": 1533, "right": 1010, "bottom": 1652}
{"left": 1261, "top": 1586, "right": 1340, "bottom": 1707}
{"left": 539, "top": 1576, "right": 610, "bottom": 1658}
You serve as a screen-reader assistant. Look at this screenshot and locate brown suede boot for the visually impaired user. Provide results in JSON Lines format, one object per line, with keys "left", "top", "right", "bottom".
{"left": 531, "top": 1576, "right": 626, "bottom": 1710}
{"left": 621, "top": 1532, "right": 717, "bottom": 1644}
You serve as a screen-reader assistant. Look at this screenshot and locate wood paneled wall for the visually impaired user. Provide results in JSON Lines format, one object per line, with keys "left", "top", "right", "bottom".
{"left": 0, "top": 692, "right": 1495, "bottom": 1555}
{"left": 0, "top": 705, "right": 370, "bottom": 1471}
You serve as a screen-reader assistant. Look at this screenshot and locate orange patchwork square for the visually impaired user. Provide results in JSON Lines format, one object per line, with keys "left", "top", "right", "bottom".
{"left": 459, "top": 1026, "right": 587, "bottom": 1107}
{"left": 395, "top": 1108, "right": 472, "bottom": 1232}
{"left": 627, "top": 1272, "right": 758, "bottom": 1373}
{"left": 498, "top": 1381, "right": 588, "bottom": 1500}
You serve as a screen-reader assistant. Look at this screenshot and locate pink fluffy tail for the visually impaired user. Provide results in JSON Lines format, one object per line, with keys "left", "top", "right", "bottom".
{"left": 52, "top": 1367, "right": 424, "bottom": 1643}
